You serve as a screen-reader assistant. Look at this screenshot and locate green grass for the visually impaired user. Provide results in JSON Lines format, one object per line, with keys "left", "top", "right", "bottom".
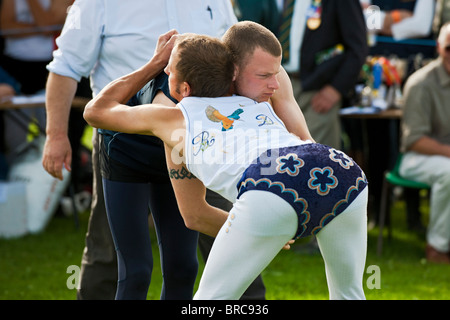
{"left": 0, "top": 199, "right": 449, "bottom": 300}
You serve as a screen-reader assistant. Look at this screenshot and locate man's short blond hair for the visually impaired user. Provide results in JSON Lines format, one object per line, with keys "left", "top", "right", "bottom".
{"left": 175, "top": 34, "right": 234, "bottom": 97}
{"left": 222, "top": 21, "right": 282, "bottom": 69}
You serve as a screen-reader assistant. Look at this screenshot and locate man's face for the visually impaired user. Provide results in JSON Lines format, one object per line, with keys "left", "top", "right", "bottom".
{"left": 438, "top": 31, "right": 450, "bottom": 75}
{"left": 234, "top": 47, "right": 281, "bottom": 103}
{"left": 164, "top": 46, "right": 184, "bottom": 102}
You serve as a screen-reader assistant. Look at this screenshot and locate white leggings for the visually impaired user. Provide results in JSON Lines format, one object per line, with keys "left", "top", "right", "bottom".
{"left": 194, "top": 187, "right": 368, "bottom": 300}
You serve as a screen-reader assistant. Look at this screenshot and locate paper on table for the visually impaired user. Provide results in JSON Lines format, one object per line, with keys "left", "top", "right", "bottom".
{"left": 10, "top": 92, "right": 46, "bottom": 105}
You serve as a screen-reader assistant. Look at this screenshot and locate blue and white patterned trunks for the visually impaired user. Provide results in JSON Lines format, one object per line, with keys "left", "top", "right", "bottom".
{"left": 236, "top": 143, "right": 368, "bottom": 239}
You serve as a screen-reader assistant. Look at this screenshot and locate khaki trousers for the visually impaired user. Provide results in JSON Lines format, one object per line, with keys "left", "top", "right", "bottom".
{"left": 290, "top": 77, "right": 342, "bottom": 149}
{"left": 400, "top": 152, "right": 450, "bottom": 252}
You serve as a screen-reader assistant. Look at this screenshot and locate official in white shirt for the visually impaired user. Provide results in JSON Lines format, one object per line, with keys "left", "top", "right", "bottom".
{"left": 44, "top": 0, "right": 237, "bottom": 300}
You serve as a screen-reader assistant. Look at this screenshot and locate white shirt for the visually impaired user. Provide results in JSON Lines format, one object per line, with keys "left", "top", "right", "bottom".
{"left": 391, "top": 0, "right": 435, "bottom": 40}
{"left": 361, "top": 0, "right": 435, "bottom": 40}
{"left": 282, "top": 0, "right": 309, "bottom": 73}
{"left": 178, "top": 95, "right": 307, "bottom": 202}
{"left": 47, "top": 0, "right": 237, "bottom": 96}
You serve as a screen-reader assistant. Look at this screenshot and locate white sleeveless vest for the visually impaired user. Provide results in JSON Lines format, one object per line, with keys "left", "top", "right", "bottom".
{"left": 178, "top": 95, "right": 308, "bottom": 202}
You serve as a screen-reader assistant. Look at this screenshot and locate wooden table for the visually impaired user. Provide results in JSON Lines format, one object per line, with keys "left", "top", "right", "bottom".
{"left": 340, "top": 106, "right": 403, "bottom": 225}
{"left": 0, "top": 96, "right": 90, "bottom": 110}
{"left": 0, "top": 95, "right": 91, "bottom": 134}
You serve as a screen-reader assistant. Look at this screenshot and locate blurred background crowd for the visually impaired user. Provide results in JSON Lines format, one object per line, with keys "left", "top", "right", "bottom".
{"left": 0, "top": 0, "right": 448, "bottom": 301}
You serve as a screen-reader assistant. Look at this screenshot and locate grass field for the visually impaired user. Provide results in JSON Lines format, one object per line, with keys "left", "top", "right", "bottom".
{"left": 0, "top": 197, "right": 448, "bottom": 300}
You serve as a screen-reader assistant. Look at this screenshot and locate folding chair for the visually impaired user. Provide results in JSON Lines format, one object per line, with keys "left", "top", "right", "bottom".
{"left": 377, "top": 153, "right": 430, "bottom": 256}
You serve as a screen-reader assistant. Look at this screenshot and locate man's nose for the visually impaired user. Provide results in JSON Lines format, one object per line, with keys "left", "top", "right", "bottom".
{"left": 268, "top": 76, "right": 280, "bottom": 90}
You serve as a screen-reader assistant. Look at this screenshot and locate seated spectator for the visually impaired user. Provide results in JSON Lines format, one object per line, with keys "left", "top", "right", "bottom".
{"left": 0, "top": 66, "right": 21, "bottom": 99}
{"left": 0, "top": 0, "right": 72, "bottom": 94}
{"left": 399, "top": 22, "right": 450, "bottom": 264}
{"left": 364, "top": 0, "right": 436, "bottom": 59}
{"left": 0, "top": 0, "right": 71, "bottom": 175}
{"left": 433, "top": 0, "right": 450, "bottom": 36}
{"left": 352, "top": 0, "right": 436, "bottom": 227}
{"left": 0, "top": 83, "right": 16, "bottom": 99}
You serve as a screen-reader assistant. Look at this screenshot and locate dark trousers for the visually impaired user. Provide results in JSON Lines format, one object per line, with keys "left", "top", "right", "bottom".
{"left": 77, "top": 130, "right": 117, "bottom": 300}
{"left": 103, "top": 178, "right": 199, "bottom": 299}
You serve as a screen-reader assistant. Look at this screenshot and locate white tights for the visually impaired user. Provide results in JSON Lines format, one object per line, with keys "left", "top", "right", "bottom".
{"left": 194, "top": 188, "right": 368, "bottom": 300}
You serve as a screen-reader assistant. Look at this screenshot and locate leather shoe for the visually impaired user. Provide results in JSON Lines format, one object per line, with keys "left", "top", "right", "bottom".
{"left": 426, "top": 244, "right": 450, "bottom": 264}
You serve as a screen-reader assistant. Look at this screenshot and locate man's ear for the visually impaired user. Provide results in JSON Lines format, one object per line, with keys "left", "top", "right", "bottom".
{"left": 182, "top": 82, "right": 191, "bottom": 97}
{"left": 232, "top": 64, "right": 238, "bottom": 81}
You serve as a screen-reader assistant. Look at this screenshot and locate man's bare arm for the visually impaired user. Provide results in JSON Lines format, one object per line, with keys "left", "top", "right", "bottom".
{"left": 150, "top": 90, "right": 228, "bottom": 236}
{"left": 42, "top": 73, "right": 78, "bottom": 180}
{"left": 409, "top": 136, "right": 450, "bottom": 158}
{"left": 270, "top": 68, "right": 315, "bottom": 142}
{"left": 164, "top": 145, "right": 228, "bottom": 237}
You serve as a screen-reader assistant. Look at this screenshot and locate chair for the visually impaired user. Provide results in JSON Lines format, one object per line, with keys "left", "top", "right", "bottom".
{"left": 377, "top": 153, "right": 430, "bottom": 256}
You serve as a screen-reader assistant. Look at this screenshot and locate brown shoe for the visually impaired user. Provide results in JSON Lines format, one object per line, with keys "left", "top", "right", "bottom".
{"left": 426, "top": 244, "right": 450, "bottom": 264}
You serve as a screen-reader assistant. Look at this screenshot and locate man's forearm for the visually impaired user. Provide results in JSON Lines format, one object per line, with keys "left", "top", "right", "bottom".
{"left": 45, "top": 72, "right": 78, "bottom": 138}
{"left": 93, "top": 52, "right": 169, "bottom": 111}
{"left": 43, "top": 72, "right": 78, "bottom": 180}
{"left": 275, "top": 101, "right": 314, "bottom": 141}
{"left": 84, "top": 56, "right": 167, "bottom": 129}
{"left": 185, "top": 204, "right": 229, "bottom": 238}
{"left": 409, "top": 136, "right": 450, "bottom": 158}
{"left": 271, "top": 68, "right": 314, "bottom": 142}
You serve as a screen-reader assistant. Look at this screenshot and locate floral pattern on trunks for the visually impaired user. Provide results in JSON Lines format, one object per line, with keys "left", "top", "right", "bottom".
{"left": 236, "top": 144, "right": 368, "bottom": 239}
{"left": 308, "top": 166, "right": 338, "bottom": 196}
{"left": 276, "top": 153, "right": 304, "bottom": 176}
{"left": 329, "top": 148, "right": 354, "bottom": 169}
